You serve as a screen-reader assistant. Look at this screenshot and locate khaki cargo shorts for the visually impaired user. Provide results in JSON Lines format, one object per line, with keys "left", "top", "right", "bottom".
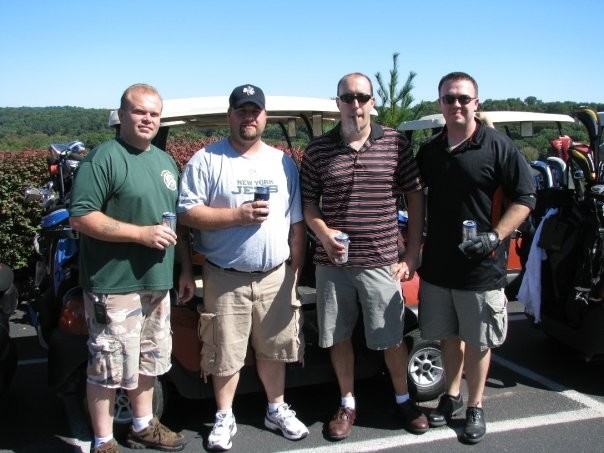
{"left": 199, "top": 261, "right": 304, "bottom": 377}
{"left": 84, "top": 290, "right": 172, "bottom": 389}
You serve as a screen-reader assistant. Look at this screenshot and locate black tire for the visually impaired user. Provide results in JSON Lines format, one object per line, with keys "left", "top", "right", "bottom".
{"left": 406, "top": 333, "right": 445, "bottom": 402}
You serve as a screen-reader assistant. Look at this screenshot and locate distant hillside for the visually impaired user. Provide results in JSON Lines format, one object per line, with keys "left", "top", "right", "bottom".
{"left": 1, "top": 100, "right": 602, "bottom": 152}
{"left": 0, "top": 106, "right": 114, "bottom": 151}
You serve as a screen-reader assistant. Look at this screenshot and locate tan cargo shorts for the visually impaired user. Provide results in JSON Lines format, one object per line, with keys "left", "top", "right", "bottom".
{"left": 198, "top": 261, "right": 304, "bottom": 377}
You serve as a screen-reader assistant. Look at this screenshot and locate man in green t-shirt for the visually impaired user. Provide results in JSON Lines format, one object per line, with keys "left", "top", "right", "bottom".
{"left": 69, "top": 83, "right": 195, "bottom": 453}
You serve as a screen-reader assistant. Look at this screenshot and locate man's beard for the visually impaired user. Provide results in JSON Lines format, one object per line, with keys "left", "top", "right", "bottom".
{"left": 239, "top": 126, "right": 259, "bottom": 141}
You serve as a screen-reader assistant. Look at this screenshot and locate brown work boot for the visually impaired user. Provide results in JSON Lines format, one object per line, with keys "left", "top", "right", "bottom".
{"left": 396, "top": 400, "right": 429, "bottom": 434}
{"left": 90, "top": 438, "right": 119, "bottom": 453}
{"left": 126, "top": 417, "right": 187, "bottom": 451}
{"left": 327, "top": 406, "right": 356, "bottom": 440}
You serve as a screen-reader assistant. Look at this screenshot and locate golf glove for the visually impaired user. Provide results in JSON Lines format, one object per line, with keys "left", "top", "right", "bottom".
{"left": 459, "top": 231, "right": 500, "bottom": 259}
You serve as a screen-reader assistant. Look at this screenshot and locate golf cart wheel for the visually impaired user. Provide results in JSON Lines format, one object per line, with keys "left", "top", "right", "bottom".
{"left": 407, "top": 334, "right": 445, "bottom": 402}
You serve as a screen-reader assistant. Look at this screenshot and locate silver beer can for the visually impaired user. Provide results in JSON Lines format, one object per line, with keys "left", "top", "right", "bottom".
{"left": 462, "top": 220, "right": 477, "bottom": 241}
{"left": 162, "top": 212, "right": 177, "bottom": 231}
{"left": 334, "top": 231, "right": 350, "bottom": 264}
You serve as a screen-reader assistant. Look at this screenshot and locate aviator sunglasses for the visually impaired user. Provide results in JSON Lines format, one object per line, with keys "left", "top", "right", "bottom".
{"left": 440, "top": 94, "right": 477, "bottom": 105}
{"left": 337, "top": 93, "right": 373, "bottom": 104}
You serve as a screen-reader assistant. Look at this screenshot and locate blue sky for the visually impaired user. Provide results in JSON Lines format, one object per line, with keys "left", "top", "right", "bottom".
{"left": 1, "top": 0, "right": 602, "bottom": 108}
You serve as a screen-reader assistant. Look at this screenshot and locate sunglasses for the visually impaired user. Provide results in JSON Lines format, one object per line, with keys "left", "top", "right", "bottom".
{"left": 440, "top": 94, "right": 477, "bottom": 105}
{"left": 338, "top": 93, "right": 373, "bottom": 104}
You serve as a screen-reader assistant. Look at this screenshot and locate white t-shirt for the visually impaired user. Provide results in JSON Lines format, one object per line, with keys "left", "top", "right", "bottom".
{"left": 177, "top": 138, "right": 303, "bottom": 272}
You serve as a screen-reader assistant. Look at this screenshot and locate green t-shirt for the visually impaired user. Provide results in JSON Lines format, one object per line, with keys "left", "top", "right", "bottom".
{"left": 69, "top": 139, "right": 179, "bottom": 293}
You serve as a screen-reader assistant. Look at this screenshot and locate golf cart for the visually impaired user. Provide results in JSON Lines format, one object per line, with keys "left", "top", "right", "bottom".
{"left": 45, "top": 96, "right": 444, "bottom": 431}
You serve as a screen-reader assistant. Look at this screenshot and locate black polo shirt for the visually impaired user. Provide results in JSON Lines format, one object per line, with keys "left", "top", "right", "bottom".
{"left": 416, "top": 120, "right": 536, "bottom": 290}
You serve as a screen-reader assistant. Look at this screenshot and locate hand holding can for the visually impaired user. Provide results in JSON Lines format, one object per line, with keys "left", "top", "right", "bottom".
{"left": 333, "top": 231, "right": 349, "bottom": 264}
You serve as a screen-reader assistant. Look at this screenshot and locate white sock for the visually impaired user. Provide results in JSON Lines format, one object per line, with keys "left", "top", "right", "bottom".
{"left": 268, "top": 402, "right": 284, "bottom": 413}
{"left": 132, "top": 414, "right": 153, "bottom": 432}
{"left": 341, "top": 396, "right": 356, "bottom": 409}
{"left": 395, "top": 393, "right": 410, "bottom": 404}
{"left": 93, "top": 435, "right": 113, "bottom": 448}
{"left": 217, "top": 408, "right": 233, "bottom": 418}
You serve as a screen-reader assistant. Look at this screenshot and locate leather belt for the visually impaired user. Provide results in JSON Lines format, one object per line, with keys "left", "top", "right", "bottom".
{"left": 206, "top": 260, "right": 283, "bottom": 274}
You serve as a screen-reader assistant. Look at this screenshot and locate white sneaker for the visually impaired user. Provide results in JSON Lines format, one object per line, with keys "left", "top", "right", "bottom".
{"left": 264, "top": 403, "right": 309, "bottom": 440}
{"left": 207, "top": 412, "right": 237, "bottom": 451}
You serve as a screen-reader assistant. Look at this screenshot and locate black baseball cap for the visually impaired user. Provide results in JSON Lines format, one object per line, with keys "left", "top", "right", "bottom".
{"left": 229, "top": 84, "right": 265, "bottom": 110}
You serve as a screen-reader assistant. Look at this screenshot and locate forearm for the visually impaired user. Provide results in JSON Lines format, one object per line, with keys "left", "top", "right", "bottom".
{"left": 175, "top": 224, "right": 193, "bottom": 275}
{"left": 70, "top": 211, "right": 144, "bottom": 243}
{"left": 288, "top": 221, "right": 306, "bottom": 278}
{"left": 493, "top": 203, "right": 532, "bottom": 240}
{"left": 303, "top": 202, "right": 334, "bottom": 242}
{"left": 178, "top": 204, "right": 242, "bottom": 230}
{"left": 404, "top": 190, "right": 425, "bottom": 257}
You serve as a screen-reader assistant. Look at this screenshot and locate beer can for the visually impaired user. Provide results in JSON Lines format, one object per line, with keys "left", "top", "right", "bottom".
{"left": 162, "top": 212, "right": 177, "bottom": 231}
{"left": 254, "top": 186, "right": 270, "bottom": 201}
{"left": 462, "top": 220, "right": 477, "bottom": 241}
{"left": 333, "top": 231, "right": 350, "bottom": 264}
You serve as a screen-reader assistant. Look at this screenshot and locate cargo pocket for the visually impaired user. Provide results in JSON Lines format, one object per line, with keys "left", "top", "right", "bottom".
{"left": 485, "top": 293, "right": 508, "bottom": 348}
{"left": 88, "top": 338, "right": 122, "bottom": 386}
{"left": 198, "top": 312, "right": 217, "bottom": 376}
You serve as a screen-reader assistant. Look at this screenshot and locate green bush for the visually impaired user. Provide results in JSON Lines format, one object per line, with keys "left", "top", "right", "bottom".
{"left": 0, "top": 150, "right": 48, "bottom": 270}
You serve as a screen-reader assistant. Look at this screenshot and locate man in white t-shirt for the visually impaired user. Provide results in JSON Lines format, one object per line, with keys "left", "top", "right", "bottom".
{"left": 177, "top": 84, "right": 308, "bottom": 451}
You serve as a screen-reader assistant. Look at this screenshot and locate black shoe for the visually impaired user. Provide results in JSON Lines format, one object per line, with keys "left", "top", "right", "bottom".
{"left": 428, "top": 393, "right": 464, "bottom": 427}
{"left": 463, "top": 407, "right": 486, "bottom": 444}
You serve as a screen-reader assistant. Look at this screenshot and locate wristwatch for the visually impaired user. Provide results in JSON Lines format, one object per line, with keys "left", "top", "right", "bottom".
{"left": 488, "top": 231, "right": 499, "bottom": 243}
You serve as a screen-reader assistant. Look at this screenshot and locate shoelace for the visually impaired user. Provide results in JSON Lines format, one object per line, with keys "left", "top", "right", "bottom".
{"left": 213, "top": 414, "right": 233, "bottom": 431}
{"left": 275, "top": 405, "right": 296, "bottom": 419}
{"left": 336, "top": 407, "right": 354, "bottom": 420}
{"left": 468, "top": 408, "right": 482, "bottom": 423}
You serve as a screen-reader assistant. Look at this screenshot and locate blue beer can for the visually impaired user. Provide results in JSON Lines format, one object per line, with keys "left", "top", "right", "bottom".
{"left": 254, "top": 186, "right": 270, "bottom": 201}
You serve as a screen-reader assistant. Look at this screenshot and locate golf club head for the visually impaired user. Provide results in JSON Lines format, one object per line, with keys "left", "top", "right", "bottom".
{"left": 530, "top": 160, "right": 554, "bottom": 189}
{"left": 546, "top": 156, "right": 567, "bottom": 188}
{"left": 575, "top": 107, "right": 600, "bottom": 142}
{"left": 550, "top": 135, "right": 572, "bottom": 163}
{"left": 570, "top": 146, "right": 596, "bottom": 182}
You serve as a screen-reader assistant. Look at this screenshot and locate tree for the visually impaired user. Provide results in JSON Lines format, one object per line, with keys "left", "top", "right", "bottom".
{"left": 374, "top": 52, "right": 424, "bottom": 128}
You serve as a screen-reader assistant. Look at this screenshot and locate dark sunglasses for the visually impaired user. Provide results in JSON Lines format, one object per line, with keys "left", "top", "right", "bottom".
{"left": 440, "top": 94, "right": 476, "bottom": 105}
{"left": 338, "top": 93, "right": 373, "bottom": 104}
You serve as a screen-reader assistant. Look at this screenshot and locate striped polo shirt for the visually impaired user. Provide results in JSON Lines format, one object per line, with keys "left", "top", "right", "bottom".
{"left": 300, "top": 122, "right": 424, "bottom": 267}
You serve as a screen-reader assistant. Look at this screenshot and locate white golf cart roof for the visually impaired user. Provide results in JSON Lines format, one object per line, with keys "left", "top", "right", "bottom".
{"left": 398, "top": 111, "right": 576, "bottom": 135}
{"left": 108, "top": 95, "right": 377, "bottom": 139}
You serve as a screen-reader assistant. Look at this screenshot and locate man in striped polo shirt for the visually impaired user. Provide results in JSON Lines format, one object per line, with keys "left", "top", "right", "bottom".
{"left": 300, "top": 72, "right": 427, "bottom": 440}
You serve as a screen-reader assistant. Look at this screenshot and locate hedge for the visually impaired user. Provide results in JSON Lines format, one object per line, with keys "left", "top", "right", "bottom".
{"left": 0, "top": 138, "right": 302, "bottom": 273}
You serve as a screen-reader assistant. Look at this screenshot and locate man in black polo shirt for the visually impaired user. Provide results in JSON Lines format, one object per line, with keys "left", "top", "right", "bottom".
{"left": 416, "top": 72, "right": 536, "bottom": 444}
{"left": 300, "top": 72, "right": 427, "bottom": 439}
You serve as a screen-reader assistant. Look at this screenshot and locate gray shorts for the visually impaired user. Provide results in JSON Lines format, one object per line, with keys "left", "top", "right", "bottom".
{"left": 419, "top": 280, "right": 508, "bottom": 351}
{"left": 199, "top": 261, "right": 304, "bottom": 377}
{"left": 84, "top": 290, "right": 172, "bottom": 390}
{"left": 316, "top": 264, "right": 404, "bottom": 350}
